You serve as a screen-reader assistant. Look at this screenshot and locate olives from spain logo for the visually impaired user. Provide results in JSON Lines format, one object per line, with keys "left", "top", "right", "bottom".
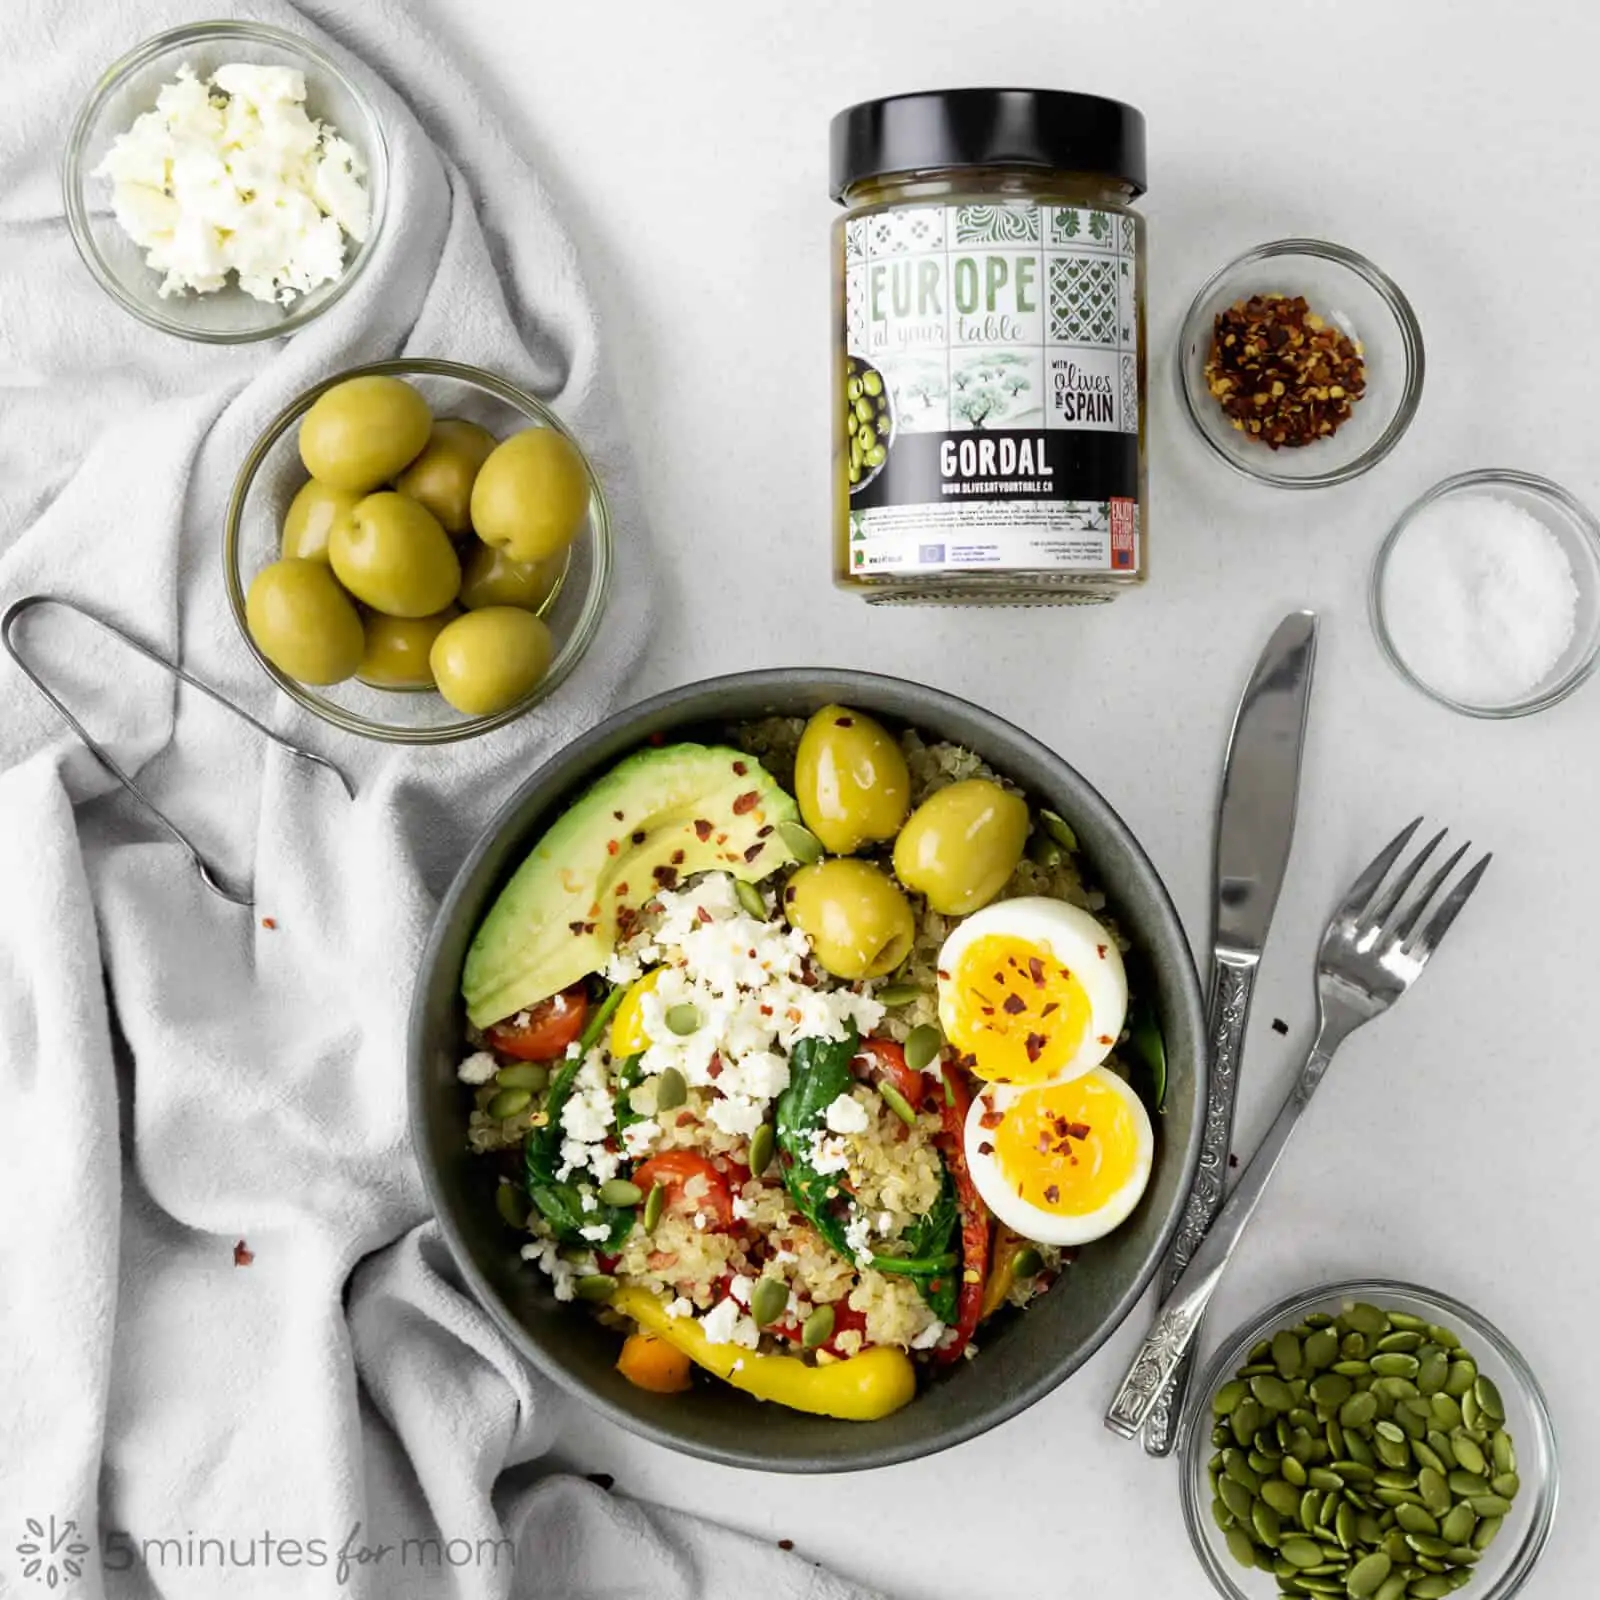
{"left": 15, "top": 1516, "right": 90, "bottom": 1588}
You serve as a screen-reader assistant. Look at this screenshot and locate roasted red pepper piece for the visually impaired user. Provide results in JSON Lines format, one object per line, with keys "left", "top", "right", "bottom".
{"left": 931, "top": 1061, "right": 989, "bottom": 1366}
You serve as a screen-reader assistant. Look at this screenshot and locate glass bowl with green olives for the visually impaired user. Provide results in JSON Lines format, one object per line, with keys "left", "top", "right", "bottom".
{"left": 1181, "top": 1280, "right": 1557, "bottom": 1600}
{"left": 225, "top": 358, "right": 612, "bottom": 743}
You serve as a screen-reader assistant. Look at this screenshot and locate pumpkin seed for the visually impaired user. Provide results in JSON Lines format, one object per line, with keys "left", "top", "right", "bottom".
{"left": 1459, "top": 1388, "right": 1481, "bottom": 1430}
{"left": 1472, "top": 1376, "right": 1504, "bottom": 1423}
{"left": 1226, "top": 1526, "right": 1258, "bottom": 1568}
{"left": 1381, "top": 1529, "right": 1410, "bottom": 1563}
{"left": 1345, "top": 1304, "right": 1390, "bottom": 1338}
{"left": 597, "top": 1178, "right": 643, "bottom": 1207}
{"left": 1449, "top": 1435, "right": 1485, "bottom": 1476}
{"left": 1220, "top": 1477, "right": 1255, "bottom": 1519}
{"left": 1443, "top": 1547, "right": 1477, "bottom": 1566}
{"left": 1010, "top": 1246, "right": 1043, "bottom": 1280}
{"left": 574, "top": 1274, "right": 616, "bottom": 1301}
{"left": 1371, "top": 1354, "right": 1420, "bottom": 1379}
{"left": 873, "top": 980, "right": 923, "bottom": 1006}
{"left": 1373, "top": 1573, "right": 1408, "bottom": 1600}
{"left": 1409, "top": 1578, "right": 1452, "bottom": 1599}
{"left": 1416, "top": 1469, "right": 1451, "bottom": 1517}
{"left": 1253, "top": 1449, "right": 1283, "bottom": 1475}
{"left": 1467, "top": 1495, "right": 1513, "bottom": 1518}
{"left": 1242, "top": 1362, "right": 1279, "bottom": 1377}
{"left": 1356, "top": 1514, "right": 1386, "bottom": 1544}
{"left": 1306, "top": 1313, "right": 1337, "bottom": 1329}
{"left": 1394, "top": 1505, "right": 1437, "bottom": 1536}
{"left": 1274, "top": 1331, "right": 1305, "bottom": 1378}
{"left": 1213, "top": 1424, "right": 1233, "bottom": 1447}
{"left": 1233, "top": 1398, "right": 1266, "bottom": 1445}
{"left": 1313, "top": 1374, "right": 1355, "bottom": 1408}
{"left": 1342, "top": 1333, "right": 1369, "bottom": 1359}
{"left": 1282, "top": 1538, "right": 1326, "bottom": 1569}
{"left": 1489, "top": 1471, "right": 1518, "bottom": 1499}
{"left": 1301, "top": 1489, "right": 1323, "bottom": 1531}
{"left": 665, "top": 1003, "right": 702, "bottom": 1036}
{"left": 903, "top": 1024, "right": 943, "bottom": 1074}
{"left": 1374, "top": 1470, "right": 1417, "bottom": 1490}
{"left": 878, "top": 1081, "right": 917, "bottom": 1127}
{"left": 1470, "top": 1516, "right": 1502, "bottom": 1551}
{"left": 1437, "top": 1504, "right": 1475, "bottom": 1546}
{"left": 1428, "top": 1324, "right": 1461, "bottom": 1351}
{"left": 1260, "top": 1478, "right": 1300, "bottom": 1515}
{"left": 1224, "top": 1449, "right": 1259, "bottom": 1489}
{"left": 1446, "top": 1471, "right": 1487, "bottom": 1498}
{"left": 1344, "top": 1434, "right": 1375, "bottom": 1467}
{"left": 1429, "top": 1395, "right": 1462, "bottom": 1430}
{"left": 495, "top": 1061, "right": 549, "bottom": 1091}
{"left": 1376, "top": 1331, "right": 1423, "bottom": 1354}
{"left": 1410, "top": 1442, "right": 1445, "bottom": 1476}
{"left": 1332, "top": 1462, "right": 1375, "bottom": 1485}
{"left": 654, "top": 1066, "right": 688, "bottom": 1110}
{"left": 734, "top": 879, "right": 767, "bottom": 918}
{"left": 1347, "top": 1551, "right": 1393, "bottom": 1598}
{"left": 1491, "top": 1431, "right": 1515, "bottom": 1475}
{"left": 749, "top": 1277, "right": 788, "bottom": 1328}
{"left": 1305, "top": 1329, "right": 1340, "bottom": 1370}
{"left": 746, "top": 1120, "right": 776, "bottom": 1178}
{"left": 801, "top": 1304, "right": 834, "bottom": 1349}
{"left": 1283, "top": 1456, "right": 1309, "bottom": 1487}
{"left": 642, "top": 1183, "right": 666, "bottom": 1231}
{"left": 1310, "top": 1468, "right": 1345, "bottom": 1492}
{"left": 1039, "top": 808, "right": 1079, "bottom": 850}
{"left": 1333, "top": 1360, "right": 1373, "bottom": 1378}
{"left": 1443, "top": 1360, "right": 1477, "bottom": 1399}
{"left": 1212, "top": 1496, "right": 1236, "bottom": 1532}
{"left": 1415, "top": 1354, "right": 1449, "bottom": 1397}
{"left": 1424, "top": 1431, "right": 1456, "bottom": 1470}
{"left": 1319, "top": 1491, "right": 1341, "bottom": 1528}
{"left": 1336, "top": 1501, "right": 1357, "bottom": 1549}
{"left": 1214, "top": 1378, "right": 1250, "bottom": 1416}
{"left": 777, "top": 820, "right": 824, "bottom": 864}
{"left": 495, "top": 1181, "right": 529, "bottom": 1229}
{"left": 1255, "top": 1503, "right": 1285, "bottom": 1547}
{"left": 1255, "top": 1374, "right": 1297, "bottom": 1411}
{"left": 1405, "top": 1534, "right": 1451, "bottom": 1559}
{"left": 1341, "top": 1393, "right": 1379, "bottom": 1429}
{"left": 486, "top": 1086, "right": 532, "bottom": 1119}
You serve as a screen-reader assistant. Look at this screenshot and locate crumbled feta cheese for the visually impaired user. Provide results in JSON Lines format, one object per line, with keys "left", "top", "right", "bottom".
{"left": 521, "top": 1238, "right": 578, "bottom": 1302}
{"left": 621, "top": 1119, "right": 660, "bottom": 1158}
{"left": 911, "top": 1320, "right": 947, "bottom": 1351}
{"left": 699, "top": 1298, "right": 761, "bottom": 1349}
{"left": 706, "top": 1095, "right": 767, "bottom": 1138}
{"left": 728, "top": 1274, "right": 753, "bottom": 1307}
{"left": 579, "top": 1189, "right": 598, "bottom": 1214}
{"left": 579, "top": 1223, "right": 611, "bottom": 1242}
{"left": 93, "top": 63, "right": 370, "bottom": 305}
{"left": 602, "top": 949, "right": 644, "bottom": 986}
{"left": 457, "top": 1051, "right": 498, "bottom": 1085}
{"left": 731, "top": 1195, "right": 753, "bottom": 1222}
{"left": 811, "top": 1133, "right": 851, "bottom": 1176}
{"left": 824, "top": 1092, "right": 870, "bottom": 1135}
{"left": 664, "top": 1297, "right": 694, "bottom": 1320}
{"left": 843, "top": 1210, "right": 874, "bottom": 1264}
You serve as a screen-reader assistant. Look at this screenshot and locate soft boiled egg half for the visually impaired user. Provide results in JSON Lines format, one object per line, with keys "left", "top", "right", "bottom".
{"left": 964, "top": 1067, "right": 1153, "bottom": 1246}
{"left": 936, "top": 897, "right": 1128, "bottom": 1088}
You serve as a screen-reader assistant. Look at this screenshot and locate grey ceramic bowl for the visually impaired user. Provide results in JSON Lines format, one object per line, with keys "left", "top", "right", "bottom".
{"left": 409, "top": 669, "right": 1207, "bottom": 1471}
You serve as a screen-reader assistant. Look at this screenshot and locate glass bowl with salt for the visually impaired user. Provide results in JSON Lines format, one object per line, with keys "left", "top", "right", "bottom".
{"left": 1371, "top": 469, "right": 1600, "bottom": 717}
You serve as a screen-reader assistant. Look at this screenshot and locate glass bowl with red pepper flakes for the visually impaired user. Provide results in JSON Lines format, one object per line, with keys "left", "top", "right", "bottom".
{"left": 1178, "top": 240, "right": 1425, "bottom": 489}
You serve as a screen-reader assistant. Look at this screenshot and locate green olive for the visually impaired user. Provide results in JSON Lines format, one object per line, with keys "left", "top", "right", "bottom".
{"left": 847, "top": 377, "right": 863, "bottom": 402}
{"left": 854, "top": 397, "right": 875, "bottom": 424}
{"left": 892, "top": 779, "right": 1030, "bottom": 915}
{"left": 393, "top": 418, "right": 497, "bottom": 535}
{"left": 245, "top": 559, "right": 363, "bottom": 685}
{"left": 430, "top": 606, "right": 554, "bottom": 715}
{"left": 470, "top": 427, "right": 589, "bottom": 564}
{"left": 358, "top": 607, "right": 457, "bottom": 688}
{"left": 456, "top": 540, "right": 565, "bottom": 612}
{"left": 850, "top": 439, "right": 863, "bottom": 471}
{"left": 783, "top": 859, "right": 915, "bottom": 981}
{"left": 297, "top": 376, "right": 432, "bottom": 493}
{"left": 281, "top": 479, "right": 361, "bottom": 563}
{"left": 329, "top": 492, "right": 461, "bottom": 618}
{"left": 862, "top": 371, "right": 884, "bottom": 397}
{"left": 848, "top": 464, "right": 861, "bottom": 484}
{"left": 794, "top": 704, "right": 911, "bottom": 855}
{"left": 857, "top": 426, "right": 876, "bottom": 452}
{"left": 865, "top": 445, "right": 887, "bottom": 467}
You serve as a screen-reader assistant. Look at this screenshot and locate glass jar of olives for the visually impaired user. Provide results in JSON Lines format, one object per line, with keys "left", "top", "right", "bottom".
{"left": 830, "top": 89, "right": 1148, "bottom": 604}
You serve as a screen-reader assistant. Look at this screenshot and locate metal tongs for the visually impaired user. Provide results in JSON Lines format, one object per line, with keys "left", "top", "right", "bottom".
{"left": 2, "top": 594, "right": 354, "bottom": 908}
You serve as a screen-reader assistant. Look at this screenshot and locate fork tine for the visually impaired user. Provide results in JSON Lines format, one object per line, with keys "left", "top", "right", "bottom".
{"left": 1334, "top": 817, "right": 1423, "bottom": 923}
{"left": 1390, "top": 841, "right": 1471, "bottom": 944}
{"left": 1368, "top": 827, "right": 1448, "bottom": 934}
{"left": 1406, "top": 853, "right": 1492, "bottom": 962}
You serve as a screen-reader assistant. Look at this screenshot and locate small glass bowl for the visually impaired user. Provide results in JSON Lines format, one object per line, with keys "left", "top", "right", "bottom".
{"left": 1371, "top": 469, "right": 1600, "bottom": 718}
{"left": 1178, "top": 240, "right": 1424, "bottom": 489}
{"left": 63, "top": 21, "right": 388, "bottom": 343}
{"left": 1182, "top": 1279, "right": 1558, "bottom": 1600}
{"left": 225, "top": 359, "right": 612, "bottom": 743}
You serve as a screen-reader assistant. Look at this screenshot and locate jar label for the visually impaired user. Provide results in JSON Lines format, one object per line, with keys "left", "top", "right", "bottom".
{"left": 842, "top": 200, "right": 1142, "bottom": 577}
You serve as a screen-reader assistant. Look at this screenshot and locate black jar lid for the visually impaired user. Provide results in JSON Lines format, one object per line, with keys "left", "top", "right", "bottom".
{"left": 829, "top": 88, "right": 1146, "bottom": 202}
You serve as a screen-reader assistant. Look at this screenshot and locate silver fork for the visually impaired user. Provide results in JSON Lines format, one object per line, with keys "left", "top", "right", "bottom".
{"left": 1105, "top": 819, "right": 1491, "bottom": 1441}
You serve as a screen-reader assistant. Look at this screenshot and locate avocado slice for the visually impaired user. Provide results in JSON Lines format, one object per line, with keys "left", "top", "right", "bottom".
{"left": 463, "top": 743, "right": 800, "bottom": 1027}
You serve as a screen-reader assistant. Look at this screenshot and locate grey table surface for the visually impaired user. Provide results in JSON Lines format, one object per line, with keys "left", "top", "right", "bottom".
{"left": 428, "top": 1, "right": 1599, "bottom": 1593}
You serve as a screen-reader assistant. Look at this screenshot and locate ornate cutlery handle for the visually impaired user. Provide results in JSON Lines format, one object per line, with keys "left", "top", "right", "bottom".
{"left": 1106, "top": 1024, "right": 1340, "bottom": 1441}
{"left": 1141, "top": 957, "right": 1256, "bottom": 1455}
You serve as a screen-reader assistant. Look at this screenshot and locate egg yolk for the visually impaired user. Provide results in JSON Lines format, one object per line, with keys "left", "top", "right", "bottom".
{"left": 943, "top": 932, "right": 1096, "bottom": 1085}
{"left": 986, "top": 1073, "right": 1141, "bottom": 1216}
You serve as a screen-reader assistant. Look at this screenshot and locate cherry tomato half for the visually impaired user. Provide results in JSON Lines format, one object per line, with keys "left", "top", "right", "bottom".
{"left": 485, "top": 984, "right": 589, "bottom": 1061}
{"left": 631, "top": 1151, "right": 734, "bottom": 1230}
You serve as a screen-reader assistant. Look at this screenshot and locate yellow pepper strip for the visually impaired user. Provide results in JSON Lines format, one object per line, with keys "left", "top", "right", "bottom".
{"left": 980, "top": 1225, "right": 1027, "bottom": 1321}
{"left": 609, "top": 968, "right": 662, "bottom": 1058}
{"left": 612, "top": 1287, "right": 917, "bottom": 1422}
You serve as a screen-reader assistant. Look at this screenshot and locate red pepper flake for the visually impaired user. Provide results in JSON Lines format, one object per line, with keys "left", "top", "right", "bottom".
{"left": 671, "top": 848, "right": 686, "bottom": 866}
{"left": 1041, "top": 1002, "right": 1059, "bottom": 1017}
{"left": 1036, "top": 1131, "right": 1051, "bottom": 1153}
{"left": 1002, "top": 993, "right": 1027, "bottom": 1015}
{"left": 732, "top": 790, "right": 760, "bottom": 815}
{"left": 991, "top": 970, "right": 1005, "bottom": 985}
{"left": 694, "top": 818, "right": 713, "bottom": 841}
{"left": 615, "top": 881, "right": 631, "bottom": 896}
{"left": 1097, "top": 1034, "right": 1114, "bottom": 1046}
{"left": 937, "top": 968, "right": 950, "bottom": 980}
{"left": 777, "top": 1539, "right": 795, "bottom": 1552}
{"left": 834, "top": 716, "right": 854, "bottom": 728}
{"left": 1271, "top": 1017, "right": 1289, "bottom": 1036}
{"left": 743, "top": 841, "right": 765, "bottom": 862}
{"left": 568, "top": 921, "right": 587, "bottom": 935}
{"left": 653, "top": 865, "right": 679, "bottom": 889}
{"left": 784, "top": 886, "right": 796, "bottom": 904}
{"left": 676, "top": 1111, "right": 697, "bottom": 1126}
{"left": 631, "top": 830, "right": 647, "bottom": 845}
{"left": 1064, "top": 1121, "right": 1091, "bottom": 1141}
{"left": 747, "top": 948, "right": 757, "bottom": 959}
{"left": 977, "top": 1141, "right": 994, "bottom": 1156}
{"left": 958, "top": 1053, "right": 978, "bottom": 1072}
{"left": 732, "top": 761, "right": 748, "bottom": 775}
{"left": 696, "top": 906, "right": 713, "bottom": 924}
{"left": 716, "top": 832, "right": 728, "bottom": 845}
{"left": 980, "top": 1006, "right": 994, "bottom": 1017}
{"left": 1006, "top": 955, "right": 1020, "bottom": 970}
{"left": 708, "top": 1055, "right": 723, "bottom": 1080}
{"left": 1024, "top": 1032, "right": 1048, "bottom": 1062}
{"left": 759, "top": 1004, "right": 773, "bottom": 1016}
{"left": 979, "top": 1109, "right": 1004, "bottom": 1130}
{"left": 584, "top": 922, "right": 597, "bottom": 936}
{"left": 606, "top": 840, "right": 620, "bottom": 856}
{"left": 1043, "top": 1184, "right": 1060, "bottom": 1205}
{"left": 757, "top": 824, "right": 774, "bottom": 838}
{"left": 1027, "top": 956, "right": 1045, "bottom": 986}
{"left": 1096, "top": 945, "right": 1108, "bottom": 960}
{"left": 613, "top": 810, "right": 625, "bottom": 822}
{"left": 233, "top": 1239, "right": 254, "bottom": 1267}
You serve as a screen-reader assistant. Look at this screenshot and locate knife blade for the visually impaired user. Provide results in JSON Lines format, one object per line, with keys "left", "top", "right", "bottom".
{"left": 1136, "top": 609, "right": 1317, "bottom": 1453}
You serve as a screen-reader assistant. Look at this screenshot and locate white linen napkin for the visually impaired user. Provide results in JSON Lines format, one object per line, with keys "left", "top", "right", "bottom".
{"left": 0, "top": 2, "right": 878, "bottom": 1595}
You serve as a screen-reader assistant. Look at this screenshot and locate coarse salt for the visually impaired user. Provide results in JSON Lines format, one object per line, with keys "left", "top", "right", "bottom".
{"left": 1381, "top": 492, "right": 1580, "bottom": 705}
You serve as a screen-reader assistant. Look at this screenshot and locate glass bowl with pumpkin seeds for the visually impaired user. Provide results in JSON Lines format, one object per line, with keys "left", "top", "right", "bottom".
{"left": 1181, "top": 1281, "right": 1557, "bottom": 1600}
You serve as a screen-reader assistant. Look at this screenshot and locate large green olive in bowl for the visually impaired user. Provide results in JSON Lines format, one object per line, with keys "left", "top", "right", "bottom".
{"left": 281, "top": 479, "right": 362, "bottom": 563}
{"left": 359, "top": 608, "right": 458, "bottom": 689}
{"left": 298, "top": 375, "right": 432, "bottom": 493}
{"left": 793, "top": 704, "right": 911, "bottom": 855}
{"left": 471, "top": 427, "right": 590, "bottom": 564}
{"left": 394, "top": 418, "right": 497, "bottom": 535}
{"left": 457, "top": 540, "right": 566, "bottom": 613}
{"left": 244, "top": 558, "right": 364, "bottom": 685}
{"left": 893, "top": 778, "right": 1030, "bottom": 915}
{"left": 430, "top": 607, "right": 554, "bottom": 716}
{"left": 330, "top": 493, "right": 461, "bottom": 618}
{"left": 781, "top": 857, "right": 915, "bottom": 980}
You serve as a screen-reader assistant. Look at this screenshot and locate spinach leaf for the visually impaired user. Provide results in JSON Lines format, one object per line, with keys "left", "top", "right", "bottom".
{"left": 612, "top": 1053, "right": 646, "bottom": 1133}
{"left": 776, "top": 1028, "right": 961, "bottom": 1282}
{"left": 523, "top": 1038, "right": 631, "bottom": 1249}
{"left": 899, "top": 1168, "right": 959, "bottom": 1323}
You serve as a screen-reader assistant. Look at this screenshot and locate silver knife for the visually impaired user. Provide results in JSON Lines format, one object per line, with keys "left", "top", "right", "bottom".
{"left": 1117, "top": 609, "right": 1318, "bottom": 1449}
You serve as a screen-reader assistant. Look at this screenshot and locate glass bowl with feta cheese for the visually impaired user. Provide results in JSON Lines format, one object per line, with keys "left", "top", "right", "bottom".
{"left": 64, "top": 21, "right": 387, "bottom": 342}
